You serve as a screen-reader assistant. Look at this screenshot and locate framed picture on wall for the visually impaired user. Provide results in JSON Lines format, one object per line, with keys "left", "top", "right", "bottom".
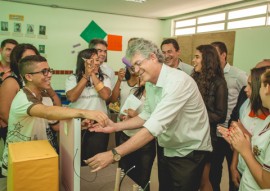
{"left": 39, "top": 45, "right": 45, "bottom": 53}
{"left": 14, "top": 22, "right": 21, "bottom": 33}
{"left": 39, "top": 25, "right": 46, "bottom": 35}
{"left": 26, "top": 24, "right": 34, "bottom": 34}
{"left": 1, "top": 21, "right": 8, "bottom": 32}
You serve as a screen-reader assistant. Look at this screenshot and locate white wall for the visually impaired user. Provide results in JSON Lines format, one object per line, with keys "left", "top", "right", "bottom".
{"left": 234, "top": 26, "right": 270, "bottom": 73}
{"left": 0, "top": 1, "right": 163, "bottom": 89}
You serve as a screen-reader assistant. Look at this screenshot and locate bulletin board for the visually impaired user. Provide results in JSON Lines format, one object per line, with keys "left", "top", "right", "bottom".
{"left": 175, "top": 31, "right": 235, "bottom": 65}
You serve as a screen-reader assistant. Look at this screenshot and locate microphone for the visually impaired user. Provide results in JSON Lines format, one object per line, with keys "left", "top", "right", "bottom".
{"left": 122, "top": 57, "right": 132, "bottom": 68}
{"left": 142, "top": 181, "right": 150, "bottom": 191}
{"left": 119, "top": 166, "right": 136, "bottom": 191}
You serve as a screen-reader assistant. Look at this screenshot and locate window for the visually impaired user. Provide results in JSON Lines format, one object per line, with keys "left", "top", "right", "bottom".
{"left": 228, "top": 5, "right": 267, "bottom": 20}
{"left": 173, "top": 3, "right": 269, "bottom": 36}
{"left": 175, "top": 27, "right": 195, "bottom": 35}
{"left": 175, "top": 19, "right": 196, "bottom": 28}
{"left": 228, "top": 17, "right": 266, "bottom": 29}
{"left": 197, "top": 23, "right": 225, "bottom": 32}
{"left": 198, "top": 13, "right": 225, "bottom": 24}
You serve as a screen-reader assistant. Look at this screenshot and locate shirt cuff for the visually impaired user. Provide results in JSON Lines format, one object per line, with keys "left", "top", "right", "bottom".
{"left": 143, "top": 117, "right": 164, "bottom": 137}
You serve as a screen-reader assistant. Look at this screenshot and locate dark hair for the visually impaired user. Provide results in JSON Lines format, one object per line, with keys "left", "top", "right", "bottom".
{"left": 211, "top": 41, "right": 228, "bottom": 61}
{"left": 75, "top": 48, "right": 106, "bottom": 86}
{"left": 125, "top": 67, "right": 145, "bottom": 99}
{"left": 192, "top": 44, "right": 224, "bottom": 103}
{"left": 89, "top": 39, "right": 108, "bottom": 48}
{"left": 261, "top": 69, "right": 270, "bottom": 87}
{"left": 160, "top": 38, "right": 180, "bottom": 51}
{"left": 250, "top": 66, "right": 270, "bottom": 115}
{"left": 133, "top": 86, "right": 145, "bottom": 100}
{"left": 18, "top": 55, "right": 47, "bottom": 83}
{"left": 10, "top": 43, "right": 39, "bottom": 86}
{"left": 125, "top": 68, "right": 131, "bottom": 81}
{"left": 1, "top": 39, "right": 18, "bottom": 48}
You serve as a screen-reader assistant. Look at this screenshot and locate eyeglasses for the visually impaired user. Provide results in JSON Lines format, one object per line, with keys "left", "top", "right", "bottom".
{"left": 28, "top": 68, "right": 54, "bottom": 76}
{"left": 129, "top": 58, "right": 148, "bottom": 74}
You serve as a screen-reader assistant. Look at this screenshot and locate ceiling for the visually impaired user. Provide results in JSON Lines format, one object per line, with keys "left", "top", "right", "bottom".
{"left": 2, "top": 0, "right": 265, "bottom": 19}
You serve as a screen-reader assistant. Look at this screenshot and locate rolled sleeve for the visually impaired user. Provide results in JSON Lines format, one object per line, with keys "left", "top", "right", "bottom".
{"left": 143, "top": 117, "right": 164, "bottom": 137}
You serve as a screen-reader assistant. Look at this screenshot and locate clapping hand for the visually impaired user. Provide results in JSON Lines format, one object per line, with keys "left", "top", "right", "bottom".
{"left": 218, "top": 125, "right": 251, "bottom": 155}
{"left": 84, "top": 58, "right": 95, "bottom": 76}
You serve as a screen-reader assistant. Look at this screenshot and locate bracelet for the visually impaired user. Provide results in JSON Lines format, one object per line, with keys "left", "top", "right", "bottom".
{"left": 95, "top": 82, "right": 105, "bottom": 92}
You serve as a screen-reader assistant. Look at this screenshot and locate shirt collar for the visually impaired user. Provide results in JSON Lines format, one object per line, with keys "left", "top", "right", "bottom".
{"left": 155, "top": 64, "right": 168, "bottom": 88}
{"left": 249, "top": 109, "right": 270, "bottom": 120}
{"left": 177, "top": 60, "right": 182, "bottom": 70}
{"left": 223, "top": 62, "right": 231, "bottom": 74}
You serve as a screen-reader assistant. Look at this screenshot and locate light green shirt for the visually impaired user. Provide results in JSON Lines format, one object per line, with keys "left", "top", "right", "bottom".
{"left": 139, "top": 64, "right": 212, "bottom": 157}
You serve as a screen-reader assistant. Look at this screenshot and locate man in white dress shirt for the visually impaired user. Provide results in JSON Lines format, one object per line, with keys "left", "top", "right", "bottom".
{"left": 86, "top": 38, "right": 212, "bottom": 191}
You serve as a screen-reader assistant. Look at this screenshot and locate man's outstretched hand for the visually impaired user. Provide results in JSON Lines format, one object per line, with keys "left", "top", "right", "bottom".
{"left": 84, "top": 151, "right": 114, "bottom": 172}
{"left": 88, "top": 119, "right": 117, "bottom": 133}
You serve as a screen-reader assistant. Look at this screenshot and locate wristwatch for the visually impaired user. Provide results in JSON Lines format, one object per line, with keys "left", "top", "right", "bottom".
{"left": 112, "top": 148, "right": 121, "bottom": 162}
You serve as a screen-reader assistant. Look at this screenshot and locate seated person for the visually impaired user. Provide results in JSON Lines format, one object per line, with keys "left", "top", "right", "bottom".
{"left": 1, "top": 55, "right": 108, "bottom": 179}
